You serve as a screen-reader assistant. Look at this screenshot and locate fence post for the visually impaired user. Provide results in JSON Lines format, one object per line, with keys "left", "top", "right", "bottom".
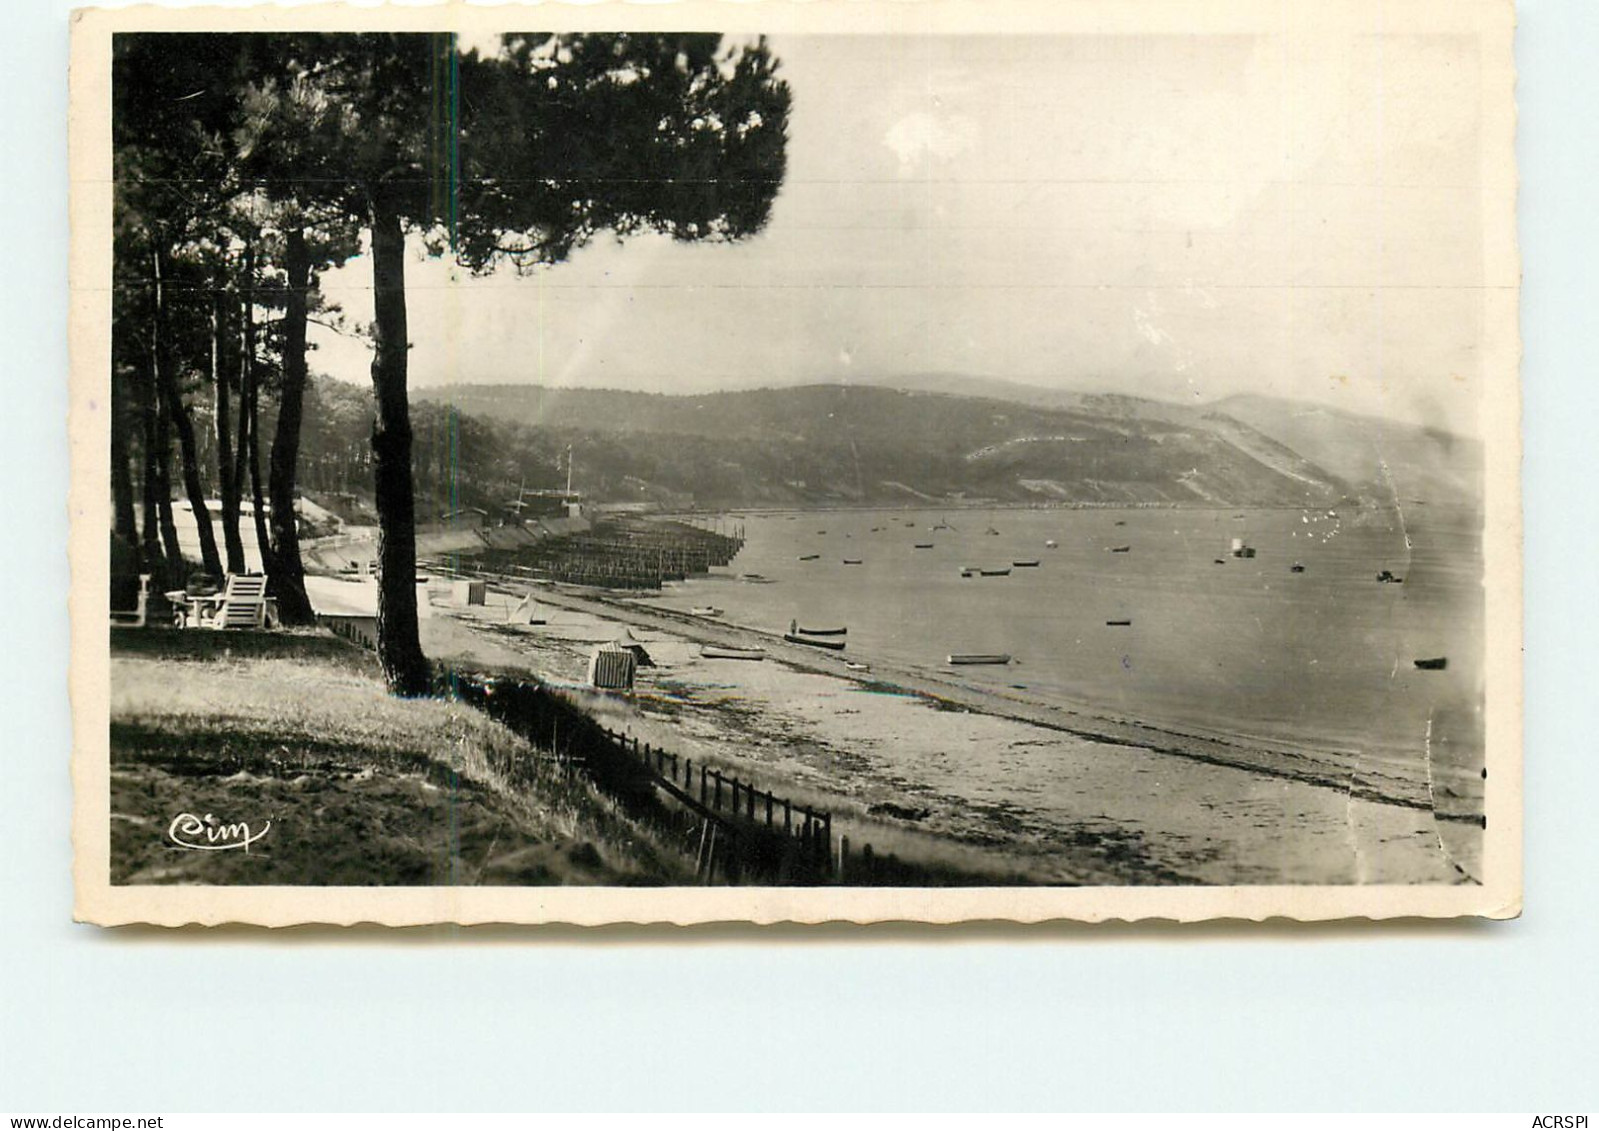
{"left": 700, "top": 765, "right": 708, "bottom": 806}
{"left": 713, "top": 773, "right": 723, "bottom": 811}
{"left": 784, "top": 799, "right": 791, "bottom": 833}
{"left": 764, "top": 792, "right": 774, "bottom": 827}
{"left": 839, "top": 835, "right": 850, "bottom": 884}
{"left": 823, "top": 812, "right": 833, "bottom": 876}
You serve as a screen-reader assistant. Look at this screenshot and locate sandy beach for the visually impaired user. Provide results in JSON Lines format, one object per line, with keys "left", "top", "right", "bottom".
{"left": 389, "top": 575, "right": 1481, "bottom": 886}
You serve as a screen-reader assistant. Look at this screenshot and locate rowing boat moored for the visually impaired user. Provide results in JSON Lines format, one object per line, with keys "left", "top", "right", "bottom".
{"left": 947, "top": 653, "right": 1012, "bottom": 665}
{"left": 701, "top": 645, "right": 767, "bottom": 660}
{"left": 784, "top": 633, "right": 847, "bottom": 651}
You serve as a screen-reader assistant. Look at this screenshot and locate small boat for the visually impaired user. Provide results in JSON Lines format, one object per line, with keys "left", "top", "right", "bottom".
{"left": 842, "top": 558, "right": 863, "bottom": 565}
{"left": 1414, "top": 657, "right": 1448, "bottom": 671}
{"left": 913, "top": 542, "right": 935, "bottom": 549}
{"left": 784, "top": 633, "right": 846, "bottom": 651}
{"left": 984, "top": 527, "right": 1000, "bottom": 536}
{"left": 701, "top": 645, "right": 766, "bottom": 661}
{"left": 948, "top": 653, "right": 1012, "bottom": 665}
{"left": 1044, "top": 540, "right": 1058, "bottom": 549}
{"left": 689, "top": 606, "right": 724, "bottom": 618}
{"left": 1213, "top": 558, "right": 1226, "bottom": 565}
{"left": 1377, "top": 570, "right": 1404, "bottom": 584}
{"left": 816, "top": 530, "right": 827, "bottom": 535}
{"left": 979, "top": 568, "right": 1011, "bottom": 577}
{"left": 932, "top": 519, "right": 953, "bottom": 531}
{"left": 1105, "top": 619, "right": 1132, "bottom": 627}
{"left": 1114, "top": 520, "right": 1127, "bottom": 526}
{"left": 1109, "top": 546, "right": 1131, "bottom": 554}
{"left": 959, "top": 568, "right": 976, "bottom": 578}
{"left": 790, "top": 620, "right": 847, "bottom": 636}
{"left": 844, "top": 661, "right": 872, "bottom": 672}
{"left": 1012, "top": 559, "right": 1040, "bottom": 568}
{"left": 798, "top": 553, "right": 821, "bottom": 561}
{"left": 1289, "top": 563, "right": 1306, "bottom": 573}
{"left": 739, "top": 573, "right": 773, "bottom": 583}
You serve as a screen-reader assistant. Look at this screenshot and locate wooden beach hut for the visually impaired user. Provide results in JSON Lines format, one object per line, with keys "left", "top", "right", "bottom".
{"left": 587, "top": 643, "right": 638, "bottom": 690}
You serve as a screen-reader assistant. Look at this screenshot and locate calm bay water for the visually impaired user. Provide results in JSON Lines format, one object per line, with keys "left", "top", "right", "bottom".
{"left": 653, "top": 505, "right": 1484, "bottom": 787}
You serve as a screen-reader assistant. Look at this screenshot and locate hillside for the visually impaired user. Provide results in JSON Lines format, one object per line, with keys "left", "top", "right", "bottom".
{"left": 291, "top": 377, "right": 1478, "bottom": 513}
{"left": 411, "top": 381, "right": 1364, "bottom": 509}
{"left": 1208, "top": 394, "right": 1483, "bottom": 509}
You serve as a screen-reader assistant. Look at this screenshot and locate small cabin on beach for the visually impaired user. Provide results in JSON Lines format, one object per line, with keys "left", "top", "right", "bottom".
{"left": 587, "top": 643, "right": 637, "bottom": 690}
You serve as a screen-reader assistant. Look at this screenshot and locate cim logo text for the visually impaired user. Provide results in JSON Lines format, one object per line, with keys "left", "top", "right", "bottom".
{"left": 167, "top": 811, "right": 272, "bottom": 853}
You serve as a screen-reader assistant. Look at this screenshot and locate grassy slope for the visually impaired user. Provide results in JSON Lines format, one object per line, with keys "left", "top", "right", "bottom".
{"left": 109, "top": 630, "right": 689, "bottom": 886}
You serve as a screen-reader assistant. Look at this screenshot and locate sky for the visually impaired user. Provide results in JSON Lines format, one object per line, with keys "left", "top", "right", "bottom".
{"left": 310, "top": 31, "right": 1489, "bottom": 435}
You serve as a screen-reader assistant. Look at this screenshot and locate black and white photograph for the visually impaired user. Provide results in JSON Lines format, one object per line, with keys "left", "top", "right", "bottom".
{"left": 71, "top": 1, "right": 1520, "bottom": 924}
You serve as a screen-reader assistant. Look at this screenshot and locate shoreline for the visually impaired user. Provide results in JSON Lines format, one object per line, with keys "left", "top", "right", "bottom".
{"left": 476, "top": 575, "right": 1476, "bottom": 818}
{"left": 414, "top": 574, "right": 1483, "bottom": 886}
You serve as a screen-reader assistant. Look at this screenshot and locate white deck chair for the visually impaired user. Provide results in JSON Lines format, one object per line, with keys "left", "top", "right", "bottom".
{"left": 207, "top": 574, "right": 270, "bottom": 630}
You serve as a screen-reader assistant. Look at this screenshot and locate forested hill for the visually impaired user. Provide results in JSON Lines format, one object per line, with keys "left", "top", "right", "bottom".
{"left": 333, "top": 380, "right": 1477, "bottom": 513}
{"left": 293, "top": 378, "right": 1477, "bottom": 515}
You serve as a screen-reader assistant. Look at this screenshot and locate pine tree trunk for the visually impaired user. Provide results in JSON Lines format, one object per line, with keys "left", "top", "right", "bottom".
{"left": 238, "top": 235, "right": 273, "bottom": 577}
{"left": 151, "top": 367, "right": 183, "bottom": 585}
{"left": 212, "top": 281, "right": 245, "bottom": 574}
{"left": 247, "top": 377, "right": 271, "bottom": 576}
{"left": 110, "top": 363, "right": 139, "bottom": 557}
{"left": 138, "top": 360, "right": 165, "bottom": 581}
{"left": 267, "top": 228, "right": 316, "bottom": 625}
{"left": 368, "top": 205, "right": 431, "bottom": 696}
{"left": 152, "top": 242, "right": 224, "bottom": 581}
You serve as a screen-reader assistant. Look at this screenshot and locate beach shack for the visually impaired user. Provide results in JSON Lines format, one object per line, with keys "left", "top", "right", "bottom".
{"left": 587, "top": 643, "right": 637, "bottom": 690}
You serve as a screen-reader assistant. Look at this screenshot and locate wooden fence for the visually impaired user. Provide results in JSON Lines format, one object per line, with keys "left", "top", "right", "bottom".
{"left": 319, "top": 615, "right": 918, "bottom": 885}
{"left": 452, "top": 673, "right": 837, "bottom": 883}
{"left": 604, "top": 727, "right": 834, "bottom": 883}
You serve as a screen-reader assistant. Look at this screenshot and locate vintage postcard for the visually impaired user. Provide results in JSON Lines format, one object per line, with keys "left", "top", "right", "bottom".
{"left": 70, "top": 0, "right": 1521, "bottom": 926}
